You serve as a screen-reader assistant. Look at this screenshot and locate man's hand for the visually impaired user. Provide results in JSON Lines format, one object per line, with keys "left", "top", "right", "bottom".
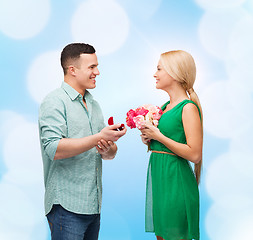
{"left": 96, "top": 139, "right": 117, "bottom": 160}
{"left": 96, "top": 140, "right": 114, "bottom": 154}
{"left": 99, "top": 124, "right": 127, "bottom": 142}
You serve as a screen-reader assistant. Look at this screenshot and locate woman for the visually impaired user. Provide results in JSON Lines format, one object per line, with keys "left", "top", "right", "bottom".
{"left": 140, "top": 50, "right": 203, "bottom": 240}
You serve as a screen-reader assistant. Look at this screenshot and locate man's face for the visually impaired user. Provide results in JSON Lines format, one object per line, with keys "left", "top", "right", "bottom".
{"left": 74, "top": 53, "right": 100, "bottom": 90}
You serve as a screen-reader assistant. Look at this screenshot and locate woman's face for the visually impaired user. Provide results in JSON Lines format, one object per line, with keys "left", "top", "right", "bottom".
{"left": 153, "top": 59, "right": 175, "bottom": 90}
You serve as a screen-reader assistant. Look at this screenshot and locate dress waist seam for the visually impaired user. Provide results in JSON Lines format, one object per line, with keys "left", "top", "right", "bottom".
{"left": 151, "top": 150, "right": 176, "bottom": 156}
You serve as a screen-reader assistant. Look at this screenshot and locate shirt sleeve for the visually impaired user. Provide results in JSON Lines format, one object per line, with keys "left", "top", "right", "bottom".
{"left": 99, "top": 116, "right": 106, "bottom": 132}
{"left": 39, "top": 96, "right": 67, "bottom": 161}
{"left": 94, "top": 100, "right": 106, "bottom": 132}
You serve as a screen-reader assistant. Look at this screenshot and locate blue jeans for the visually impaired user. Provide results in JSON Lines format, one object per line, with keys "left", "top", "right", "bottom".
{"left": 46, "top": 204, "right": 100, "bottom": 240}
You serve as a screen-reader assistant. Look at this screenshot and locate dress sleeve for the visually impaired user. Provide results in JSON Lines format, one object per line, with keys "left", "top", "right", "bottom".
{"left": 39, "top": 96, "right": 67, "bottom": 160}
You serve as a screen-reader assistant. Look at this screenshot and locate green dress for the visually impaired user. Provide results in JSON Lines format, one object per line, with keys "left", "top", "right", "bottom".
{"left": 145, "top": 99, "right": 200, "bottom": 240}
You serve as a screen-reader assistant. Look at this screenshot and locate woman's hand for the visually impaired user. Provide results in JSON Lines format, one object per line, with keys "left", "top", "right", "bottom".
{"left": 140, "top": 134, "right": 151, "bottom": 145}
{"left": 140, "top": 123, "right": 161, "bottom": 141}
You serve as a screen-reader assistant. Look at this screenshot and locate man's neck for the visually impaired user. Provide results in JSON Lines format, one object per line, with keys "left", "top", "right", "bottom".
{"left": 64, "top": 78, "right": 85, "bottom": 96}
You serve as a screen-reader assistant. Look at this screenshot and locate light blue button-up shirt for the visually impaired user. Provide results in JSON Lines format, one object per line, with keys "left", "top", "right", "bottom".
{"left": 39, "top": 82, "right": 106, "bottom": 215}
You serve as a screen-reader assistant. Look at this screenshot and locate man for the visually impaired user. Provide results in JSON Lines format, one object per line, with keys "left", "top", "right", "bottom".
{"left": 38, "top": 43, "right": 126, "bottom": 239}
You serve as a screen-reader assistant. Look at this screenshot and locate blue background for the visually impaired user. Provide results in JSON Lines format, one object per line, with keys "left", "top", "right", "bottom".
{"left": 1, "top": 0, "right": 253, "bottom": 239}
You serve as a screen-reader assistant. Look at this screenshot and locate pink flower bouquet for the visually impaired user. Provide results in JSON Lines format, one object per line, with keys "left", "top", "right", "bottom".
{"left": 126, "top": 104, "right": 163, "bottom": 129}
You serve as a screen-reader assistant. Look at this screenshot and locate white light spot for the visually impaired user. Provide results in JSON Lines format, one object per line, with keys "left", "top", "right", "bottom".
{"left": 205, "top": 152, "right": 253, "bottom": 200}
{"left": 232, "top": 216, "right": 253, "bottom": 239}
{"left": 194, "top": 0, "right": 246, "bottom": 10}
{"left": 0, "top": 182, "right": 38, "bottom": 226}
{"left": 229, "top": 151, "right": 253, "bottom": 180}
{"left": 226, "top": 61, "right": 253, "bottom": 93}
{"left": 205, "top": 196, "right": 253, "bottom": 240}
{"left": 0, "top": 111, "right": 26, "bottom": 140}
{"left": 27, "top": 51, "right": 63, "bottom": 104}
{"left": 71, "top": 0, "right": 129, "bottom": 55}
{"left": 3, "top": 122, "right": 43, "bottom": 184}
{"left": 228, "top": 15, "right": 253, "bottom": 69}
{"left": 122, "top": 0, "right": 162, "bottom": 20}
{"left": 229, "top": 127, "right": 253, "bottom": 156}
{"left": 198, "top": 8, "right": 247, "bottom": 59}
{"left": 0, "top": 0, "right": 50, "bottom": 39}
{"left": 0, "top": 182, "right": 47, "bottom": 239}
{"left": 0, "top": 112, "right": 46, "bottom": 237}
{"left": 201, "top": 80, "right": 253, "bottom": 139}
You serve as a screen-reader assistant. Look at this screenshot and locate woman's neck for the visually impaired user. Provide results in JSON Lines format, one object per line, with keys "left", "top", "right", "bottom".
{"left": 165, "top": 85, "right": 189, "bottom": 105}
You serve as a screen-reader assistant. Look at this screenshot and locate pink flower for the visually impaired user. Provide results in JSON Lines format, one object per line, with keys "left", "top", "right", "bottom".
{"left": 126, "top": 116, "right": 136, "bottom": 128}
{"left": 133, "top": 115, "right": 145, "bottom": 129}
{"left": 126, "top": 109, "right": 137, "bottom": 128}
{"left": 135, "top": 107, "right": 149, "bottom": 116}
{"left": 143, "top": 104, "right": 156, "bottom": 112}
{"left": 152, "top": 112, "right": 162, "bottom": 120}
{"left": 127, "top": 109, "right": 136, "bottom": 118}
{"left": 126, "top": 104, "right": 163, "bottom": 129}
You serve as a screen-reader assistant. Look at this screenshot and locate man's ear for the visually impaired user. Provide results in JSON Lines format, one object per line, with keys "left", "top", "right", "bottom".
{"left": 68, "top": 65, "right": 76, "bottom": 76}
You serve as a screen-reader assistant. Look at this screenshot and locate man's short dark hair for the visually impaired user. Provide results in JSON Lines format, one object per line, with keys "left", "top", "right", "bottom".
{"left": 61, "top": 43, "right": 96, "bottom": 75}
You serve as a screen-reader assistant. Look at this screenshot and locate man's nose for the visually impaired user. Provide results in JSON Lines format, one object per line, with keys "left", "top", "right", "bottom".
{"left": 94, "top": 68, "right": 100, "bottom": 75}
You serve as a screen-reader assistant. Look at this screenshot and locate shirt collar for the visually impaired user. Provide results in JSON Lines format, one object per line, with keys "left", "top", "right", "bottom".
{"left": 61, "top": 82, "right": 93, "bottom": 102}
{"left": 84, "top": 89, "right": 93, "bottom": 102}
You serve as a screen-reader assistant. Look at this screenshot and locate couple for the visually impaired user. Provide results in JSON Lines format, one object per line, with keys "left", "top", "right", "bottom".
{"left": 38, "top": 43, "right": 203, "bottom": 240}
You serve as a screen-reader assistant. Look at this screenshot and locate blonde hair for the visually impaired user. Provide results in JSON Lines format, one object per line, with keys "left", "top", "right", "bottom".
{"left": 160, "top": 50, "right": 203, "bottom": 185}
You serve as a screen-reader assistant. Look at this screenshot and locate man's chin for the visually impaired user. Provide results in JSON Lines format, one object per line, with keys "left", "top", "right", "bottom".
{"left": 86, "top": 84, "right": 96, "bottom": 90}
